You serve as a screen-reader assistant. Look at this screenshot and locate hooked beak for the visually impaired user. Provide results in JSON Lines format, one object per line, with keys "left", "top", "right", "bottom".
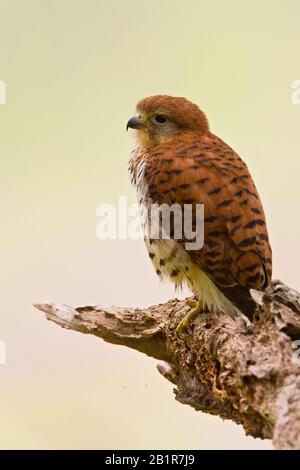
{"left": 126, "top": 115, "right": 145, "bottom": 131}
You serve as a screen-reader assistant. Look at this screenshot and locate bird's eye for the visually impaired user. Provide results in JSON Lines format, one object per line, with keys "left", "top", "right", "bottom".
{"left": 153, "top": 114, "right": 168, "bottom": 125}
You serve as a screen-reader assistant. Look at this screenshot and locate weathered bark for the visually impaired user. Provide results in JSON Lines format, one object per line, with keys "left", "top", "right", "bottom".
{"left": 34, "top": 280, "right": 300, "bottom": 450}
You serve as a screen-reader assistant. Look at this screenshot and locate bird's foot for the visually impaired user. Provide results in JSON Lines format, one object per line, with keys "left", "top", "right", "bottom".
{"left": 176, "top": 300, "right": 202, "bottom": 334}
{"left": 185, "top": 298, "right": 197, "bottom": 309}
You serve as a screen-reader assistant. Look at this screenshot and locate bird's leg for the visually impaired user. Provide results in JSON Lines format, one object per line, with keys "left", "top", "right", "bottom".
{"left": 176, "top": 299, "right": 202, "bottom": 334}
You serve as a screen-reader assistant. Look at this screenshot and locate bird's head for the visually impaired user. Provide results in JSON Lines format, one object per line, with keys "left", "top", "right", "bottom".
{"left": 126, "top": 95, "right": 210, "bottom": 148}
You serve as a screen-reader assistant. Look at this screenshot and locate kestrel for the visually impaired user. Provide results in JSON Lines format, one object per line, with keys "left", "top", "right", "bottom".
{"left": 127, "top": 95, "right": 272, "bottom": 332}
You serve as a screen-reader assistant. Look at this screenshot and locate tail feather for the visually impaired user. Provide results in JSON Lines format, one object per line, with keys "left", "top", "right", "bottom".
{"left": 218, "top": 285, "right": 257, "bottom": 321}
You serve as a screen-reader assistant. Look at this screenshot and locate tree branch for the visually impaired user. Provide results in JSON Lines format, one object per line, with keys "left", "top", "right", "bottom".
{"left": 34, "top": 280, "right": 300, "bottom": 450}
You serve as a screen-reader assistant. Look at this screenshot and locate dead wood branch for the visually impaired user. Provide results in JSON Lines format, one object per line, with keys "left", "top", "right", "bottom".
{"left": 34, "top": 280, "right": 300, "bottom": 449}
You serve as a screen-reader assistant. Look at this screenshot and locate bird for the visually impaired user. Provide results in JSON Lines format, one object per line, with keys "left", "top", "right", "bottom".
{"left": 127, "top": 95, "right": 272, "bottom": 333}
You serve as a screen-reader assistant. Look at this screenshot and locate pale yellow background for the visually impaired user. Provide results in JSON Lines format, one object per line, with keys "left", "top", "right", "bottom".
{"left": 1, "top": 0, "right": 299, "bottom": 450}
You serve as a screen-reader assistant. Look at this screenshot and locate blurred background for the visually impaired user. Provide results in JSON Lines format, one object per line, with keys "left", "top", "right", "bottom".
{"left": 1, "top": 0, "right": 299, "bottom": 450}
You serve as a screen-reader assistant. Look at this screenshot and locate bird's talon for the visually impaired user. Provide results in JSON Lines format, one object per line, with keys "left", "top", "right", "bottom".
{"left": 176, "top": 301, "right": 202, "bottom": 334}
{"left": 176, "top": 319, "right": 188, "bottom": 334}
{"left": 185, "top": 298, "right": 197, "bottom": 308}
